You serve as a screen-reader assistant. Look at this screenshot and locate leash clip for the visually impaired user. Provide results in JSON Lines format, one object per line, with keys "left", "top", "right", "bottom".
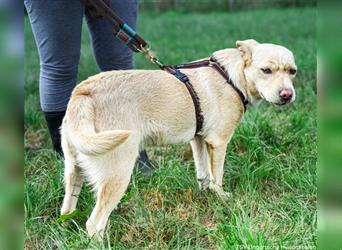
{"left": 138, "top": 44, "right": 164, "bottom": 68}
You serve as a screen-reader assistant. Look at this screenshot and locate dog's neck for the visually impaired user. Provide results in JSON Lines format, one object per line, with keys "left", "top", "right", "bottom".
{"left": 211, "top": 49, "right": 261, "bottom": 105}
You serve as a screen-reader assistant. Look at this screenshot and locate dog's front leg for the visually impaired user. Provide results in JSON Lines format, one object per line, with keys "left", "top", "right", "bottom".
{"left": 190, "top": 136, "right": 211, "bottom": 190}
{"left": 206, "top": 141, "right": 230, "bottom": 199}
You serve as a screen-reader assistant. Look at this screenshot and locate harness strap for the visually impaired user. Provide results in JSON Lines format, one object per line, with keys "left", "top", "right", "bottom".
{"left": 173, "top": 58, "right": 248, "bottom": 112}
{"left": 209, "top": 58, "right": 248, "bottom": 111}
{"left": 162, "top": 58, "right": 248, "bottom": 135}
{"left": 162, "top": 66, "right": 204, "bottom": 135}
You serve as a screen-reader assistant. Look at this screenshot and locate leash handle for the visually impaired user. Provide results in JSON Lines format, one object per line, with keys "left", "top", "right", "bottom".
{"left": 81, "top": 0, "right": 148, "bottom": 52}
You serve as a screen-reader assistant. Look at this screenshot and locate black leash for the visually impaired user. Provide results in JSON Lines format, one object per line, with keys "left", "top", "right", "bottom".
{"left": 80, "top": 0, "right": 248, "bottom": 136}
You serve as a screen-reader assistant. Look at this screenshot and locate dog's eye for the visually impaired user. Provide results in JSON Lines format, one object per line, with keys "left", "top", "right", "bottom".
{"left": 289, "top": 68, "right": 297, "bottom": 75}
{"left": 261, "top": 68, "right": 272, "bottom": 74}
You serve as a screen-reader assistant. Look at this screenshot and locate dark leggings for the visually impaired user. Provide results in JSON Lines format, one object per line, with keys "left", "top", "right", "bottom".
{"left": 25, "top": 0, "right": 138, "bottom": 112}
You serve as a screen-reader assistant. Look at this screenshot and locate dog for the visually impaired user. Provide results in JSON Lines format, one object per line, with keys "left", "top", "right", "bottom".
{"left": 60, "top": 39, "right": 297, "bottom": 238}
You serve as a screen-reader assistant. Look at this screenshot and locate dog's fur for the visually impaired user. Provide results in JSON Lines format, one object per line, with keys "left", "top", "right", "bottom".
{"left": 60, "top": 39, "right": 297, "bottom": 238}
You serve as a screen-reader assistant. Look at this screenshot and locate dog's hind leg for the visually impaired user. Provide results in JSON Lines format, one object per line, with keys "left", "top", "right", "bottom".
{"left": 190, "top": 136, "right": 211, "bottom": 190}
{"left": 86, "top": 176, "right": 131, "bottom": 239}
{"left": 60, "top": 141, "right": 84, "bottom": 215}
{"left": 85, "top": 147, "right": 138, "bottom": 239}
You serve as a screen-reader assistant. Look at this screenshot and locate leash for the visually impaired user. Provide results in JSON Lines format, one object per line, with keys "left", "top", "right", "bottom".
{"left": 81, "top": 0, "right": 148, "bottom": 52}
{"left": 81, "top": 0, "right": 248, "bottom": 136}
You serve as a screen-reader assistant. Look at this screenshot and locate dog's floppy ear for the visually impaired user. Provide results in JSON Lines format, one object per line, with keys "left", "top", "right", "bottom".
{"left": 236, "top": 39, "right": 259, "bottom": 66}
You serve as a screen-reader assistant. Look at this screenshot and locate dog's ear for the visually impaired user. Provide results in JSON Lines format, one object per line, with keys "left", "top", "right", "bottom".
{"left": 236, "top": 39, "right": 259, "bottom": 66}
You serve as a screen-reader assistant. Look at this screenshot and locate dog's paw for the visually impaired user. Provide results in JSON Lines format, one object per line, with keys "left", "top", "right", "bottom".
{"left": 57, "top": 209, "right": 79, "bottom": 226}
{"left": 197, "top": 176, "right": 210, "bottom": 190}
{"left": 60, "top": 206, "right": 74, "bottom": 216}
{"left": 86, "top": 219, "right": 104, "bottom": 241}
{"left": 209, "top": 184, "right": 231, "bottom": 200}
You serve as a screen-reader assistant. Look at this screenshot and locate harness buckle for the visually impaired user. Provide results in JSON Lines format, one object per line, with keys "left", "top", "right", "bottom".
{"left": 173, "top": 70, "right": 189, "bottom": 82}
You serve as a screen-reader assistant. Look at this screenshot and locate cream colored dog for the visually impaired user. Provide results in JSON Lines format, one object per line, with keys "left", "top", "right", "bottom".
{"left": 60, "top": 39, "right": 297, "bottom": 238}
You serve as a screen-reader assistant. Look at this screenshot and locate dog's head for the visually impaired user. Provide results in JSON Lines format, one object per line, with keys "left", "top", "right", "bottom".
{"left": 237, "top": 39, "right": 297, "bottom": 106}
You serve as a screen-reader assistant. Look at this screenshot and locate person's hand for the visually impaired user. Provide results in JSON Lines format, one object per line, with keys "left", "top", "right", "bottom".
{"left": 81, "top": 0, "right": 111, "bottom": 19}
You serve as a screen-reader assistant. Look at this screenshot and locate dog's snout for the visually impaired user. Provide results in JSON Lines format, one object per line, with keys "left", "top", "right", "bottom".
{"left": 279, "top": 89, "right": 293, "bottom": 101}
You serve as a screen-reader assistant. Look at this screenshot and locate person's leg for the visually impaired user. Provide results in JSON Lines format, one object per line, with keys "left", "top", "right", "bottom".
{"left": 25, "top": 0, "right": 84, "bottom": 153}
{"left": 85, "top": 0, "right": 152, "bottom": 172}
{"left": 85, "top": 0, "right": 138, "bottom": 71}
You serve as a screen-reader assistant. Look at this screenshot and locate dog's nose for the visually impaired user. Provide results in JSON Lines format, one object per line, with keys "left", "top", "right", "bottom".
{"left": 279, "top": 89, "right": 293, "bottom": 101}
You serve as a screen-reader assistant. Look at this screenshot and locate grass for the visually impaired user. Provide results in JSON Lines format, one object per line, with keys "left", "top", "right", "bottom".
{"left": 24, "top": 7, "right": 316, "bottom": 249}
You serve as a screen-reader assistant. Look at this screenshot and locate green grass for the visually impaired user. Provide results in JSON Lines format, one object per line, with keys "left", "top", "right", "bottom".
{"left": 24, "top": 8, "right": 316, "bottom": 249}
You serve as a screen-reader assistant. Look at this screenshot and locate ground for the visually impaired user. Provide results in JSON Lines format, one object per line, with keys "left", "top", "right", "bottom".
{"left": 24, "top": 8, "right": 316, "bottom": 249}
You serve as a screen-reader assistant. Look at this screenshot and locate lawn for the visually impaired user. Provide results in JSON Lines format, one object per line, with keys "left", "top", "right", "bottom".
{"left": 24, "top": 7, "right": 316, "bottom": 249}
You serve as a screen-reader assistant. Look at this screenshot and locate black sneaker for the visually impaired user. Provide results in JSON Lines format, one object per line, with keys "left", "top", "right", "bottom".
{"left": 43, "top": 111, "right": 65, "bottom": 155}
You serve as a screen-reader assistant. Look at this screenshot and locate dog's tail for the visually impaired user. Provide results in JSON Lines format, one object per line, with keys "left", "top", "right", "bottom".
{"left": 63, "top": 93, "right": 130, "bottom": 156}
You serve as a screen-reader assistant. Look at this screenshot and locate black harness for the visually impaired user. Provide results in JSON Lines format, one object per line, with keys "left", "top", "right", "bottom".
{"left": 81, "top": 0, "right": 248, "bottom": 136}
{"left": 162, "top": 58, "right": 248, "bottom": 135}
